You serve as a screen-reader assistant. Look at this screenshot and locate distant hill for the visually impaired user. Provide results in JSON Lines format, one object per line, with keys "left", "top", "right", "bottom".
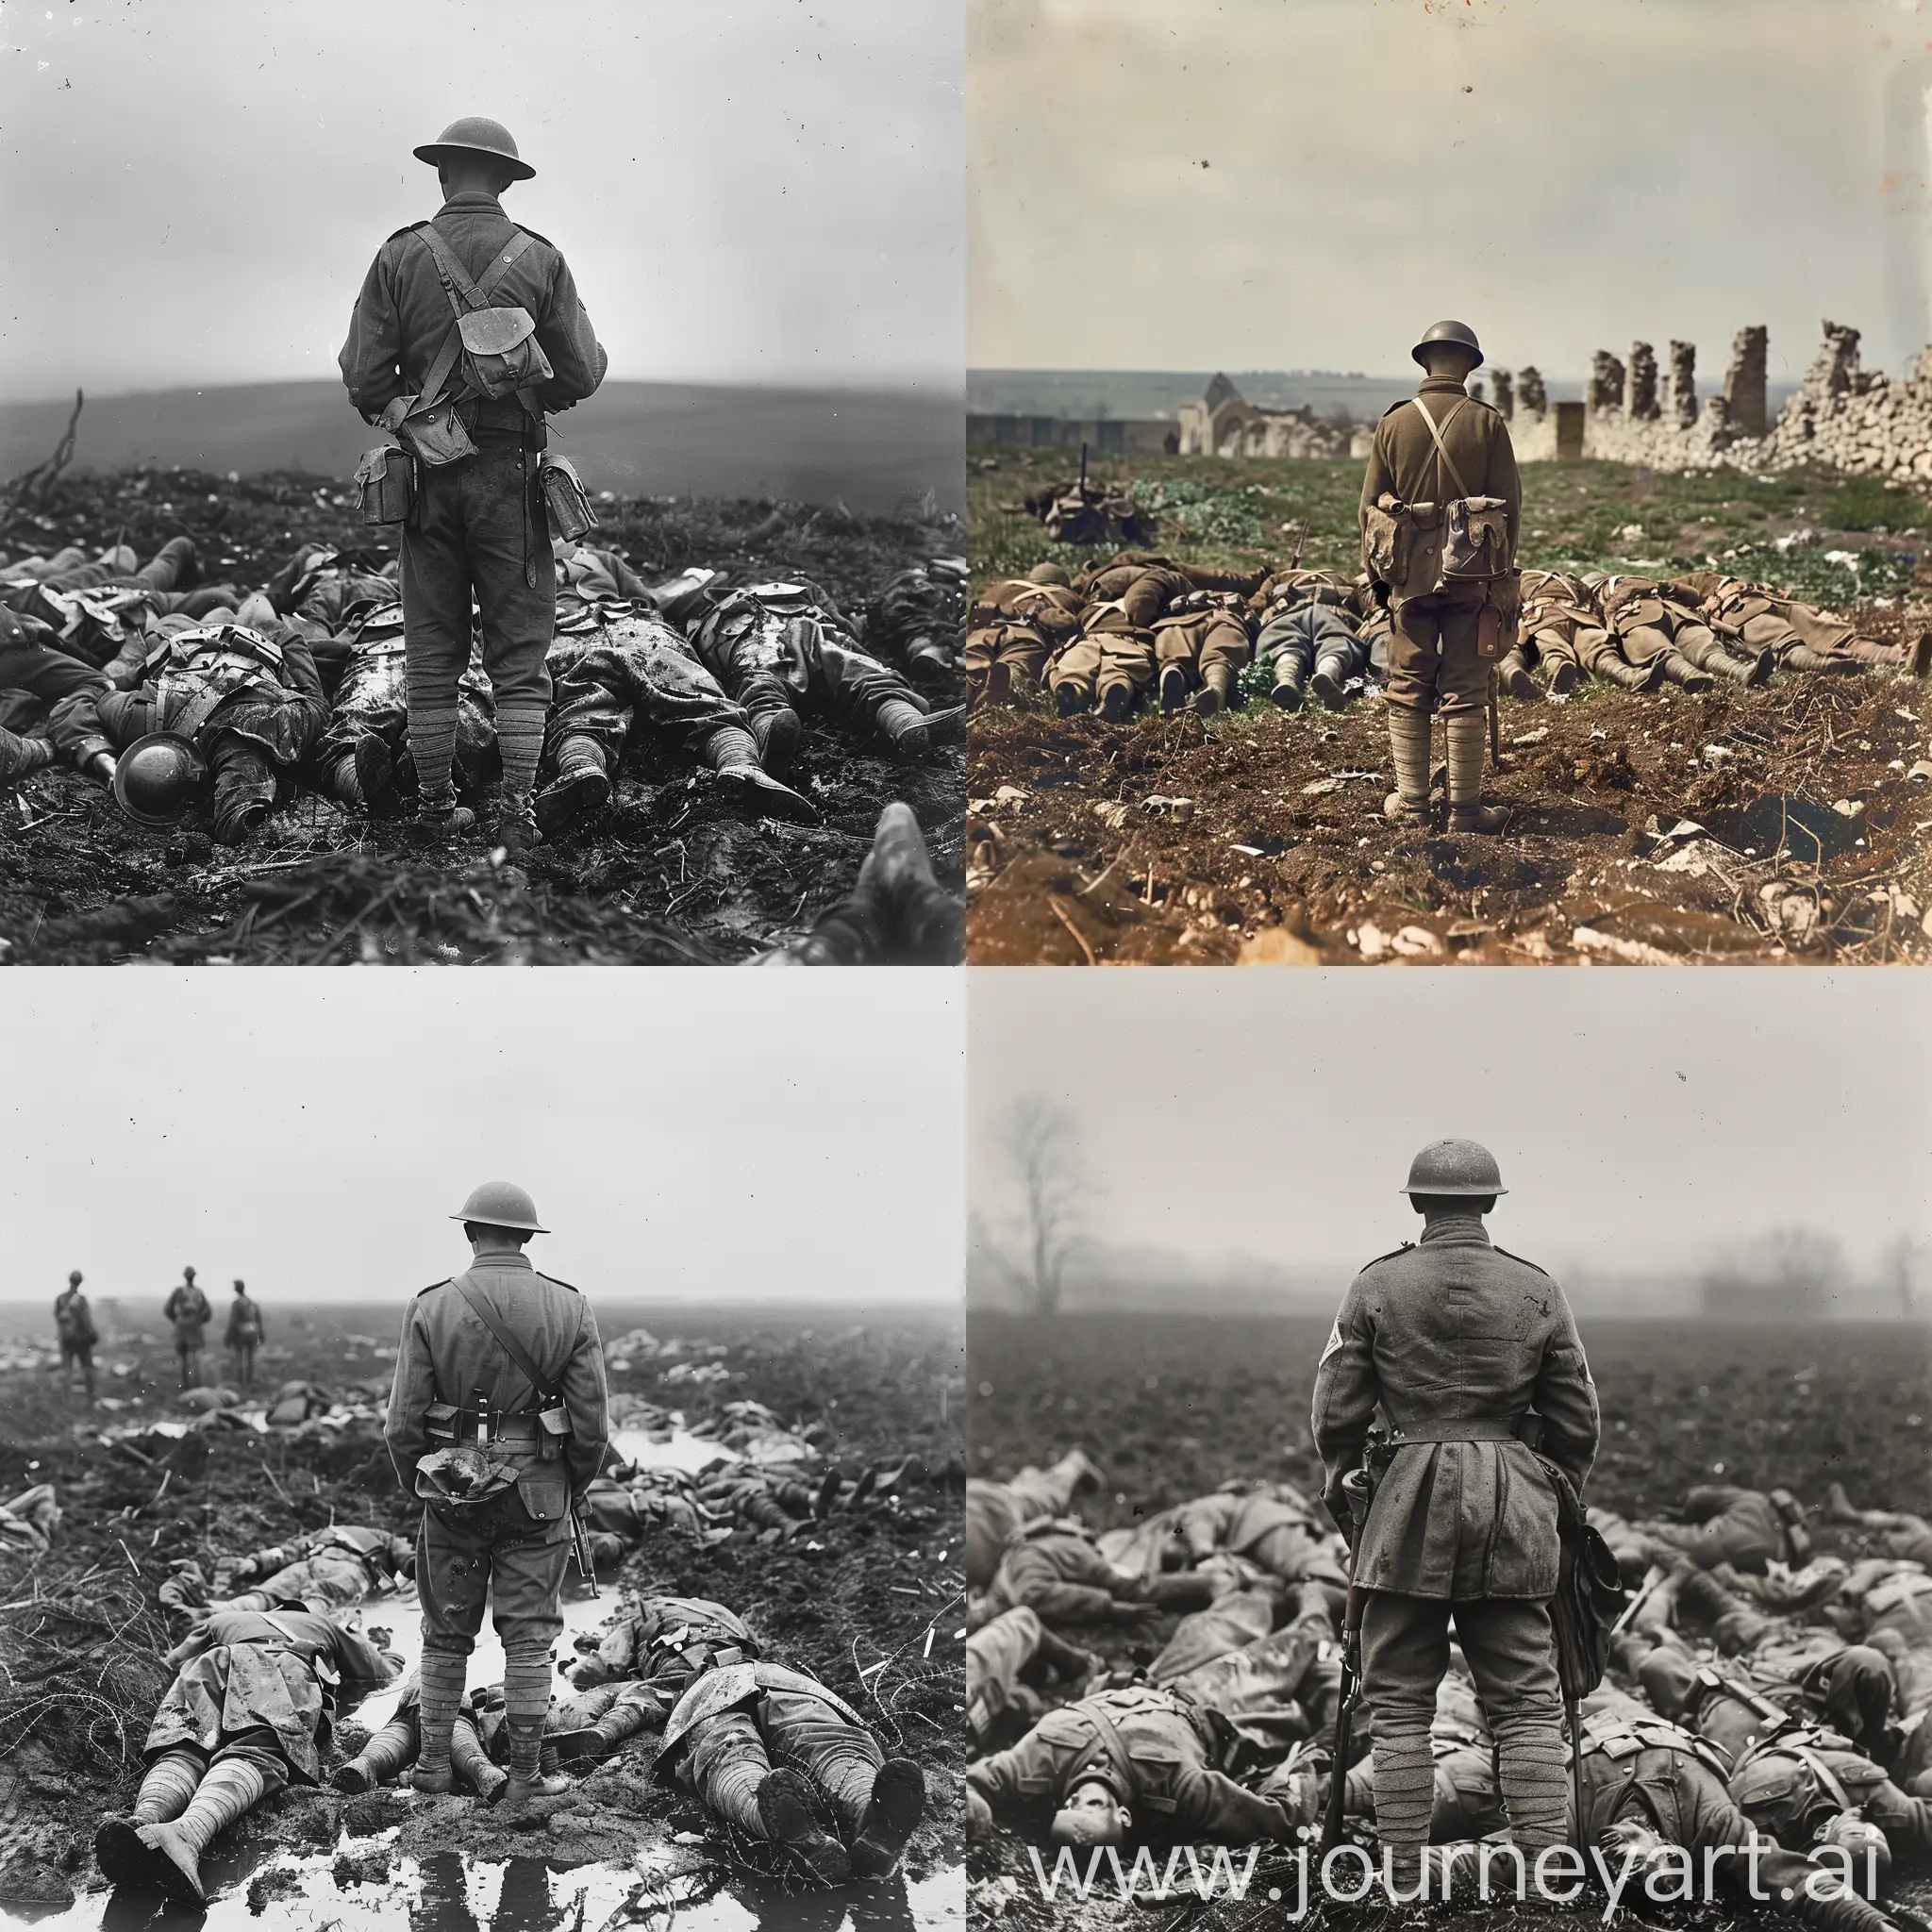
{"left": 0, "top": 380, "right": 963, "bottom": 515}
{"left": 968, "top": 369, "right": 1799, "bottom": 425}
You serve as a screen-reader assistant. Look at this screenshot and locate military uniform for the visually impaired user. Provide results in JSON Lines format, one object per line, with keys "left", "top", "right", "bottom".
{"left": 965, "top": 1684, "right": 1297, "bottom": 1844}
{"left": 1149, "top": 591, "right": 1255, "bottom": 713}
{"left": 163, "top": 1274, "right": 213, "bottom": 1390}
{"left": 1730, "top": 1723, "right": 1932, "bottom": 1870}
{"left": 53, "top": 1276, "right": 97, "bottom": 1399}
{"left": 974, "top": 1518, "right": 1191, "bottom": 1628}
{"left": 1674, "top": 572, "right": 1924, "bottom": 675}
{"left": 1249, "top": 568, "right": 1376, "bottom": 710}
{"left": 1312, "top": 1176, "right": 1600, "bottom": 1862}
{"left": 965, "top": 1450, "right": 1102, "bottom": 1587}
{"left": 94, "top": 1607, "right": 399, "bottom": 1903}
{"left": 339, "top": 170, "right": 608, "bottom": 825}
{"left": 863, "top": 558, "right": 966, "bottom": 687}
{"left": 1358, "top": 377, "right": 1521, "bottom": 719}
{"left": 1156, "top": 1596, "right": 1344, "bottom": 1756}
{"left": 658, "top": 1659, "right": 924, "bottom": 1885}
{"left": 225, "top": 1284, "right": 264, "bottom": 1391}
{"left": 383, "top": 1215, "right": 608, "bottom": 1794}
{"left": 1592, "top": 575, "right": 1767, "bottom": 691}
{"left": 966, "top": 570, "right": 1085, "bottom": 706}
{"left": 968, "top": 1606, "right": 1098, "bottom": 1751}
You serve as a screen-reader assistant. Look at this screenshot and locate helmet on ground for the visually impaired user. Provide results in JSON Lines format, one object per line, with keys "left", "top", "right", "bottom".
{"left": 413, "top": 117, "right": 535, "bottom": 182}
{"left": 112, "top": 733, "right": 208, "bottom": 826}
{"left": 1410, "top": 319, "right": 1484, "bottom": 370}
{"left": 1401, "top": 1139, "right": 1507, "bottom": 1197}
{"left": 451, "top": 1180, "right": 549, "bottom": 1233}
{"left": 1027, "top": 562, "right": 1073, "bottom": 587}
{"left": 1816, "top": 1813, "right": 1890, "bottom": 1898}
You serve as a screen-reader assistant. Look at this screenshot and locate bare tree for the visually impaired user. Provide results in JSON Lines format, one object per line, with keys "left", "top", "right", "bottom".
{"left": 1000, "top": 1096, "right": 1086, "bottom": 1316}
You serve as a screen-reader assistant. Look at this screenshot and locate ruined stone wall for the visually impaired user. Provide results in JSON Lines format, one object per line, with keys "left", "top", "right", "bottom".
{"left": 1495, "top": 320, "right": 1932, "bottom": 481}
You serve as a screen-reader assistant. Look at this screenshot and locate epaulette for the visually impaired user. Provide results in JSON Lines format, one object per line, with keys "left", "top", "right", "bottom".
{"left": 1379, "top": 400, "right": 1406, "bottom": 419}
{"left": 513, "top": 224, "right": 557, "bottom": 251}
{"left": 1492, "top": 1244, "right": 1550, "bottom": 1276}
{"left": 385, "top": 224, "right": 425, "bottom": 246}
{"left": 543, "top": 1274, "right": 581, "bottom": 1294}
{"left": 1358, "top": 1242, "right": 1415, "bottom": 1271}
{"left": 413, "top": 1277, "right": 454, "bottom": 1297}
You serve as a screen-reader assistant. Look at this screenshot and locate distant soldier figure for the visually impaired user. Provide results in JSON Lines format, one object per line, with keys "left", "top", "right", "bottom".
{"left": 225, "top": 1279, "right": 264, "bottom": 1391}
{"left": 340, "top": 118, "right": 608, "bottom": 854}
{"left": 1360, "top": 322, "right": 1522, "bottom": 833}
{"left": 163, "top": 1267, "right": 212, "bottom": 1391}
{"left": 54, "top": 1269, "right": 98, "bottom": 1403}
{"left": 1311, "top": 1140, "right": 1600, "bottom": 1892}
{"left": 384, "top": 1181, "right": 608, "bottom": 1816}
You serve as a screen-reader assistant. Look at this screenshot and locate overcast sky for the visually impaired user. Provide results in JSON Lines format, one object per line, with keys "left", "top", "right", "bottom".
{"left": 0, "top": 0, "right": 960, "bottom": 400}
{"left": 972, "top": 0, "right": 1932, "bottom": 383}
{"left": 969, "top": 971, "right": 1932, "bottom": 1284}
{"left": 1, "top": 973, "right": 962, "bottom": 1312}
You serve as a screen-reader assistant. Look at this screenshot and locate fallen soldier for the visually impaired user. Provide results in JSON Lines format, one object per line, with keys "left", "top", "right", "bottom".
{"left": 658, "top": 1657, "right": 924, "bottom": 1886}
{"left": 966, "top": 564, "right": 1083, "bottom": 708}
{"left": 330, "top": 1671, "right": 504, "bottom": 1799}
{"left": 967, "top": 1606, "right": 1099, "bottom": 1751}
{"left": 863, "top": 558, "right": 966, "bottom": 687}
{"left": 965, "top": 1681, "right": 1301, "bottom": 1850}
{"left": 966, "top": 1448, "right": 1103, "bottom": 1588}
{"left": 752, "top": 802, "right": 961, "bottom": 965}
{"left": 159, "top": 1524, "right": 416, "bottom": 1629}
{"left": 569, "top": 1592, "right": 759, "bottom": 1692}
{"left": 972, "top": 1517, "right": 1211, "bottom": 1629}
{"left": 93, "top": 1607, "right": 401, "bottom": 1903}
{"left": 1249, "top": 567, "right": 1380, "bottom": 711}
{"left": 0, "top": 605, "right": 108, "bottom": 786}
{"left": 1674, "top": 573, "right": 1931, "bottom": 678}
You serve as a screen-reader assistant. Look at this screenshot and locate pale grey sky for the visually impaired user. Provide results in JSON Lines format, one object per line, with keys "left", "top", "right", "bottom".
{"left": 2, "top": 972, "right": 962, "bottom": 1310}
{"left": 0, "top": 0, "right": 961, "bottom": 399}
{"left": 972, "top": 0, "right": 1932, "bottom": 383}
{"left": 969, "top": 971, "right": 1932, "bottom": 1283}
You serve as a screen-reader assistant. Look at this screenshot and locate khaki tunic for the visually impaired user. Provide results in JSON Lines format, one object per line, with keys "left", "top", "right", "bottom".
{"left": 1311, "top": 1219, "right": 1598, "bottom": 1600}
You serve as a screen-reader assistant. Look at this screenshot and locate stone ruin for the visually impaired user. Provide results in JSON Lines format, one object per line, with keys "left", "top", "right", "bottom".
{"left": 1496, "top": 321, "right": 1932, "bottom": 481}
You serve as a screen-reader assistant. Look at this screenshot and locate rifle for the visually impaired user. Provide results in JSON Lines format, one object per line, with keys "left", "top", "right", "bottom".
{"left": 569, "top": 1499, "right": 599, "bottom": 1598}
{"left": 1290, "top": 519, "right": 1308, "bottom": 570}
{"left": 1078, "top": 441, "right": 1090, "bottom": 497}
{"left": 1320, "top": 1465, "right": 1374, "bottom": 1856}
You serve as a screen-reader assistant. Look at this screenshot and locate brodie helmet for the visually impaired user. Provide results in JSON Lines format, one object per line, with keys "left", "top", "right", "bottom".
{"left": 112, "top": 733, "right": 208, "bottom": 827}
{"left": 414, "top": 117, "right": 535, "bottom": 182}
{"left": 1411, "top": 319, "right": 1484, "bottom": 370}
{"left": 450, "top": 1180, "right": 549, "bottom": 1234}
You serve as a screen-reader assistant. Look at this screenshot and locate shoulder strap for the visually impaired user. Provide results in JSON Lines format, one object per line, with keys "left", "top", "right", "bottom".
{"left": 418, "top": 225, "right": 539, "bottom": 310}
{"left": 450, "top": 1273, "right": 563, "bottom": 1407}
{"left": 1410, "top": 396, "right": 1474, "bottom": 500}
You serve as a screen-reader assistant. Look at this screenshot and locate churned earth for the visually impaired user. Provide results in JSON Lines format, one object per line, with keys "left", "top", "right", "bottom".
{"left": 0, "top": 468, "right": 962, "bottom": 964}
{"left": 0, "top": 1302, "right": 965, "bottom": 1930}
{"left": 967, "top": 449, "right": 1932, "bottom": 965}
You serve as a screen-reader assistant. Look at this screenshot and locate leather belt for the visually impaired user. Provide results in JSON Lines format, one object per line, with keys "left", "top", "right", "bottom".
{"left": 455, "top": 1412, "right": 541, "bottom": 1445}
{"left": 1390, "top": 1419, "right": 1523, "bottom": 1442}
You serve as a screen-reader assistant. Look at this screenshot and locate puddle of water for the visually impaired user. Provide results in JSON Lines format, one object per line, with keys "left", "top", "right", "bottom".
{"left": 609, "top": 1428, "right": 740, "bottom": 1475}
{"left": 8, "top": 1845, "right": 964, "bottom": 1932}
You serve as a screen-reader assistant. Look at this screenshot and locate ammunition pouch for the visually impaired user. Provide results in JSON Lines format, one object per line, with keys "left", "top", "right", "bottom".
{"left": 424, "top": 1401, "right": 566, "bottom": 1458}
{"left": 390, "top": 395, "right": 479, "bottom": 471}
{"left": 356, "top": 445, "right": 417, "bottom": 526}
{"left": 540, "top": 452, "right": 599, "bottom": 543}
{"left": 455, "top": 305, "right": 553, "bottom": 402}
{"left": 1441, "top": 495, "right": 1512, "bottom": 585}
{"left": 1474, "top": 571, "right": 1523, "bottom": 664}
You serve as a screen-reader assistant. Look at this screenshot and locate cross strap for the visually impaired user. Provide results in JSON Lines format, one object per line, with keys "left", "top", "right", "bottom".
{"left": 1410, "top": 395, "right": 1474, "bottom": 501}
{"left": 448, "top": 1273, "right": 564, "bottom": 1408}
{"left": 410, "top": 225, "right": 539, "bottom": 412}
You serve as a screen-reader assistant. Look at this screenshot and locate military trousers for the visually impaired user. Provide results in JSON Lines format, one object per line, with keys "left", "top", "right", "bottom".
{"left": 402, "top": 442, "right": 555, "bottom": 732}
{"left": 1050, "top": 624, "right": 1156, "bottom": 704}
{"left": 684, "top": 1689, "right": 883, "bottom": 1840}
{"left": 1256, "top": 604, "right": 1366, "bottom": 687}
{"left": 417, "top": 1499, "right": 572, "bottom": 1662}
{"left": 1386, "top": 591, "right": 1491, "bottom": 715}
{"left": 965, "top": 623, "right": 1051, "bottom": 698}
{"left": 1361, "top": 1591, "right": 1566, "bottom": 1850}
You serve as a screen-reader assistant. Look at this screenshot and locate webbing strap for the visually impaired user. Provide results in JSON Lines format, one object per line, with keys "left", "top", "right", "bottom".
{"left": 411, "top": 225, "right": 539, "bottom": 411}
{"left": 1411, "top": 396, "right": 1474, "bottom": 501}
{"left": 448, "top": 1274, "right": 564, "bottom": 1409}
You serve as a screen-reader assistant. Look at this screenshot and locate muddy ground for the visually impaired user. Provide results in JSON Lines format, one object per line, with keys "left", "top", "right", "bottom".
{"left": 966, "top": 1312, "right": 1932, "bottom": 1932}
{"left": 0, "top": 469, "right": 962, "bottom": 964}
{"left": 0, "top": 1302, "right": 965, "bottom": 1918}
{"left": 967, "top": 450, "right": 1932, "bottom": 965}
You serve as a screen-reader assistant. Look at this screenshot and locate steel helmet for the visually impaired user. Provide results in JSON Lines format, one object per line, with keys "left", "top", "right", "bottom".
{"left": 414, "top": 117, "right": 535, "bottom": 182}
{"left": 451, "top": 1180, "right": 549, "bottom": 1233}
{"left": 1411, "top": 319, "right": 1484, "bottom": 370}
{"left": 1401, "top": 1139, "right": 1507, "bottom": 1197}
{"left": 1817, "top": 1814, "right": 1890, "bottom": 1898}
{"left": 112, "top": 733, "right": 208, "bottom": 827}
{"left": 68, "top": 1270, "right": 82, "bottom": 1284}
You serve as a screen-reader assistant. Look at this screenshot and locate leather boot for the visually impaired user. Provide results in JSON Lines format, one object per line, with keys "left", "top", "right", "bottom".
{"left": 874, "top": 697, "right": 930, "bottom": 758}
{"left": 450, "top": 1714, "right": 506, "bottom": 1802}
{"left": 1270, "top": 652, "right": 1309, "bottom": 709}
{"left": 750, "top": 704, "right": 804, "bottom": 774}
{"left": 756, "top": 1767, "right": 851, "bottom": 1886}
{"left": 414, "top": 787, "right": 477, "bottom": 838}
{"left": 1098, "top": 681, "right": 1134, "bottom": 722}
{"left": 355, "top": 735, "right": 397, "bottom": 811}
{"left": 332, "top": 1711, "right": 418, "bottom": 1791}
{"left": 138, "top": 1756, "right": 272, "bottom": 1904}
{"left": 708, "top": 725, "right": 819, "bottom": 824}
{"left": 849, "top": 1757, "right": 924, "bottom": 1879}
{"left": 1657, "top": 651, "right": 1715, "bottom": 693}
{"left": 1590, "top": 652, "right": 1662, "bottom": 691}
{"left": 1193, "top": 663, "right": 1235, "bottom": 715}
{"left": 1699, "top": 647, "right": 1763, "bottom": 687}
{"left": 1158, "top": 664, "right": 1191, "bottom": 713}
{"left": 96, "top": 1752, "right": 202, "bottom": 1888}
{"left": 1497, "top": 648, "right": 1539, "bottom": 701}
{"left": 1785, "top": 644, "right": 1861, "bottom": 675}
{"left": 855, "top": 803, "right": 959, "bottom": 962}
{"left": 494, "top": 796, "right": 543, "bottom": 863}
{"left": 1308, "top": 652, "right": 1353, "bottom": 709}
{"left": 550, "top": 1686, "right": 659, "bottom": 1765}
{"left": 1909, "top": 630, "right": 1931, "bottom": 678}
{"left": 494, "top": 1722, "right": 571, "bottom": 1819}
{"left": 533, "top": 739, "right": 610, "bottom": 841}
{"left": 1055, "top": 678, "right": 1090, "bottom": 717}
{"left": 1545, "top": 655, "right": 1580, "bottom": 695}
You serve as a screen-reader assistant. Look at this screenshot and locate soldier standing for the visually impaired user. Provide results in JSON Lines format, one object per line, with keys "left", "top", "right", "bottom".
{"left": 340, "top": 118, "right": 608, "bottom": 854}
{"left": 1311, "top": 1141, "right": 1600, "bottom": 1895}
{"left": 163, "top": 1267, "right": 212, "bottom": 1391}
{"left": 1359, "top": 322, "right": 1522, "bottom": 833}
{"left": 55, "top": 1270, "right": 98, "bottom": 1403}
{"left": 225, "top": 1280, "right": 264, "bottom": 1391}
{"left": 384, "top": 1182, "right": 608, "bottom": 1815}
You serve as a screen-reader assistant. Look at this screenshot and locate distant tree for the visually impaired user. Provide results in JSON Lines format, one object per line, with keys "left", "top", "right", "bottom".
{"left": 1000, "top": 1096, "right": 1087, "bottom": 1316}
{"left": 1882, "top": 1232, "right": 1921, "bottom": 1317}
{"left": 1702, "top": 1224, "right": 1849, "bottom": 1318}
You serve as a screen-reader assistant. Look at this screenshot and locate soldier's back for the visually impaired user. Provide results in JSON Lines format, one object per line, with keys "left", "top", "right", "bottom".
{"left": 410, "top": 1257, "right": 588, "bottom": 1410}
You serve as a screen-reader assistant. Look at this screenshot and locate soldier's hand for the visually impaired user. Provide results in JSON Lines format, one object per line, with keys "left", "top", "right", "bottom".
{"left": 966, "top": 1787, "right": 995, "bottom": 1844}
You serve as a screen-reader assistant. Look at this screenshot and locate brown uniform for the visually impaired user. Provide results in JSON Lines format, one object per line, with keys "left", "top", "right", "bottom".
{"left": 1673, "top": 573, "right": 1917, "bottom": 673}
{"left": 1594, "top": 575, "right": 1764, "bottom": 690}
{"left": 1358, "top": 380, "right": 1520, "bottom": 717}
